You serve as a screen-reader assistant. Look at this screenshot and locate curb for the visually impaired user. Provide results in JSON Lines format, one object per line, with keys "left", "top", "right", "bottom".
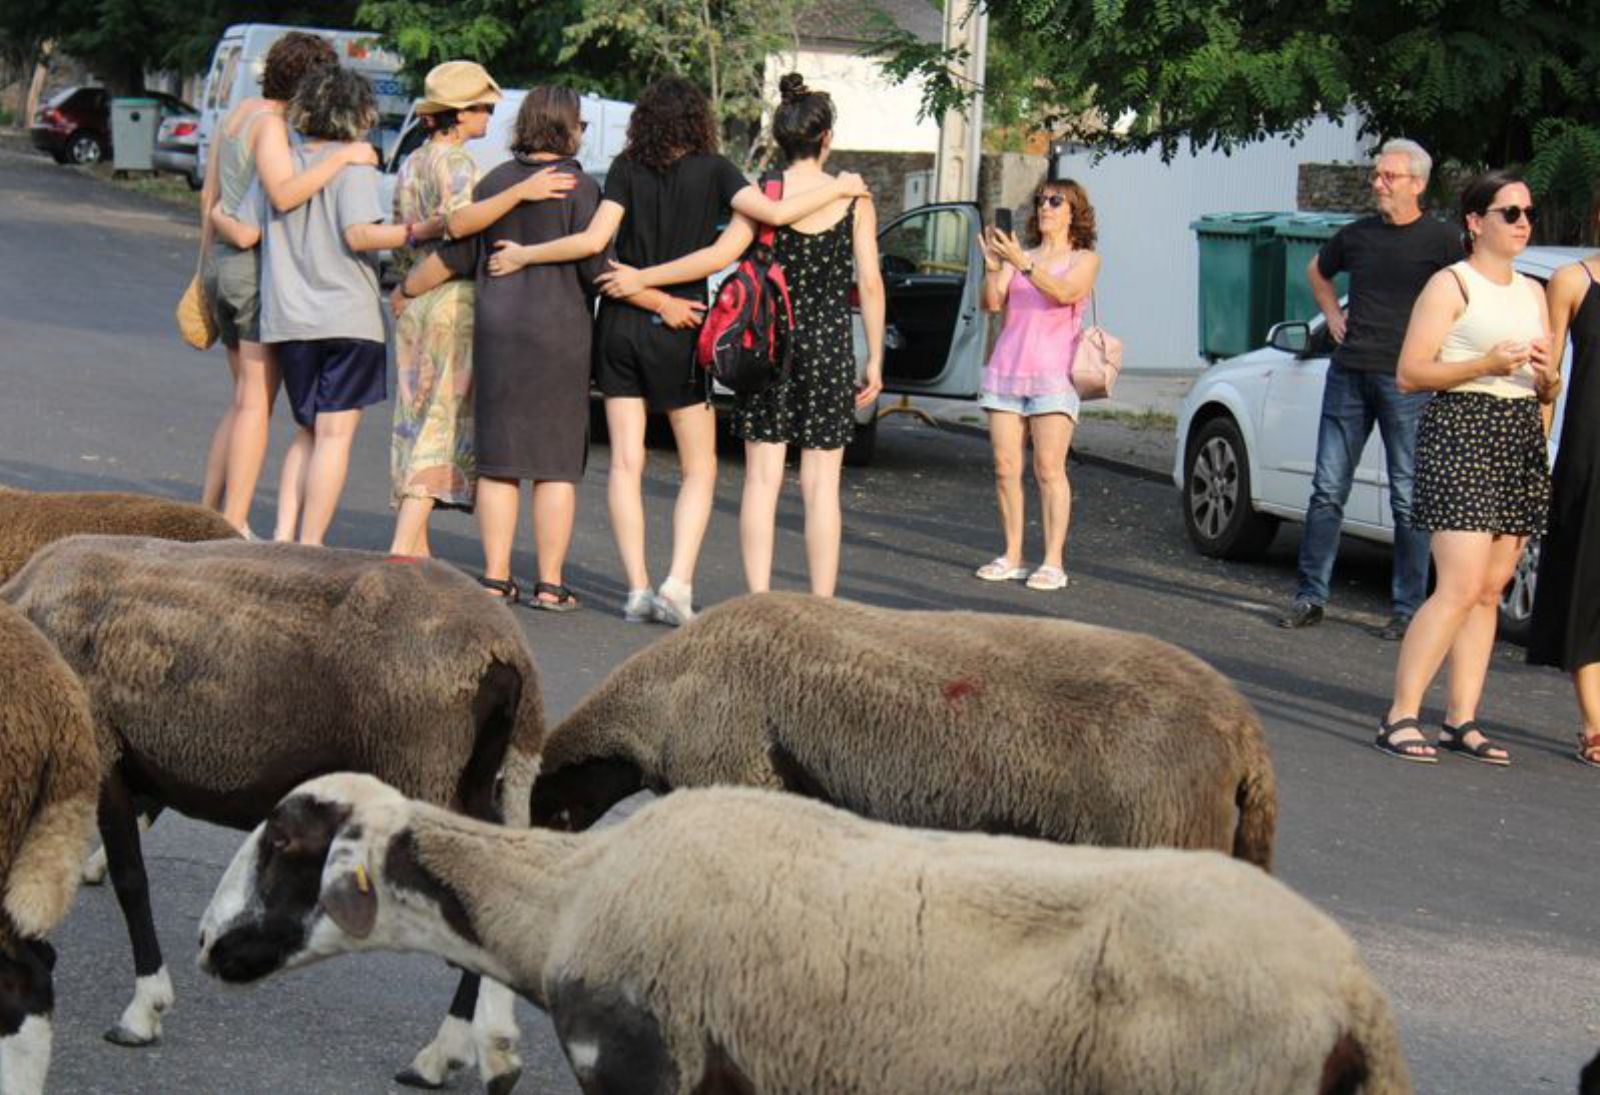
{"left": 927, "top": 415, "right": 1175, "bottom": 486}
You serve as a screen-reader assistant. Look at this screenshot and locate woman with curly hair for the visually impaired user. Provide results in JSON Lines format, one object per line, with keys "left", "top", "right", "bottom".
{"left": 488, "top": 75, "right": 868, "bottom": 625}
{"left": 974, "top": 176, "right": 1102, "bottom": 592}
{"left": 213, "top": 66, "right": 447, "bottom": 545}
{"left": 196, "top": 31, "right": 375, "bottom": 537}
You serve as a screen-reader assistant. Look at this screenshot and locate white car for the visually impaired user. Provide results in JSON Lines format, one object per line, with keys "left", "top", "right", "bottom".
{"left": 1173, "top": 244, "right": 1584, "bottom": 640}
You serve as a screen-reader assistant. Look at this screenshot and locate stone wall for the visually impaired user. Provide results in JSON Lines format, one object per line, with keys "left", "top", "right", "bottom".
{"left": 1297, "top": 163, "right": 1375, "bottom": 213}
{"left": 825, "top": 150, "right": 934, "bottom": 222}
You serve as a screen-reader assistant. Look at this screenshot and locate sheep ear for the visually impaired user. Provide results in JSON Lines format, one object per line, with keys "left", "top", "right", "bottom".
{"left": 320, "top": 868, "right": 377, "bottom": 939}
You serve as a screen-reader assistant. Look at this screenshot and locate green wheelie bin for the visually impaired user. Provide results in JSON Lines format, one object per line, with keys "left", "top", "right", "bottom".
{"left": 1190, "top": 212, "right": 1293, "bottom": 360}
{"left": 1279, "top": 212, "right": 1359, "bottom": 325}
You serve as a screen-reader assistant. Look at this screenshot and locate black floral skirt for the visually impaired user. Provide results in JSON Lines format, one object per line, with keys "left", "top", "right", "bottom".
{"left": 1413, "top": 392, "right": 1550, "bottom": 536}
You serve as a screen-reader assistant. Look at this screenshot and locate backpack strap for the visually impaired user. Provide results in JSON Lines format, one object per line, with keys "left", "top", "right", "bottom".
{"left": 757, "top": 170, "right": 783, "bottom": 249}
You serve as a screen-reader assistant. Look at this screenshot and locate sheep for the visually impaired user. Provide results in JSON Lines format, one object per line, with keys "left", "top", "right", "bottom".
{"left": 0, "top": 484, "right": 239, "bottom": 586}
{"left": 200, "top": 773, "right": 1412, "bottom": 1095}
{"left": 0, "top": 534, "right": 546, "bottom": 1093}
{"left": 532, "top": 591, "right": 1278, "bottom": 868}
{"left": 0, "top": 602, "right": 101, "bottom": 1095}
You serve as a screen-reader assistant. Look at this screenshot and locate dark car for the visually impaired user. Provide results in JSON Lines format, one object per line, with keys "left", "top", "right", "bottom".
{"left": 31, "top": 87, "right": 197, "bottom": 167}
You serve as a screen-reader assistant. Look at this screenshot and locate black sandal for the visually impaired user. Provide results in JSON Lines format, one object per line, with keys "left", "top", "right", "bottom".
{"left": 530, "top": 581, "right": 580, "bottom": 613}
{"left": 478, "top": 575, "right": 521, "bottom": 605}
{"left": 1374, "top": 717, "right": 1438, "bottom": 764}
{"left": 1438, "top": 721, "right": 1511, "bottom": 766}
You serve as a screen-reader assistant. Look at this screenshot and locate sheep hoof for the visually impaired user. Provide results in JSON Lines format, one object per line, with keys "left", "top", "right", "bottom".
{"left": 82, "top": 846, "right": 109, "bottom": 886}
{"left": 392, "top": 1066, "right": 451, "bottom": 1090}
{"left": 485, "top": 1068, "right": 523, "bottom": 1095}
{"left": 102, "top": 1023, "right": 159, "bottom": 1048}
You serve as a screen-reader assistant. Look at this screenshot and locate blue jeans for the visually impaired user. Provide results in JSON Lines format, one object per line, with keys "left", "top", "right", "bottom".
{"left": 1295, "top": 363, "right": 1432, "bottom": 616}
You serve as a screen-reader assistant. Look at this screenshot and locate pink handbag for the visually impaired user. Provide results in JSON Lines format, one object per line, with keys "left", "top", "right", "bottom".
{"left": 1070, "top": 292, "right": 1123, "bottom": 400}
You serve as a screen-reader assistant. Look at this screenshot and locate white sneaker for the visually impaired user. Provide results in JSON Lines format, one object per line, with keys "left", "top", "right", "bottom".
{"left": 623, "top": 588, "right": 655, "bottom": 623}
{"left": 652, "top": 577, "right": 695, "bottom": 626}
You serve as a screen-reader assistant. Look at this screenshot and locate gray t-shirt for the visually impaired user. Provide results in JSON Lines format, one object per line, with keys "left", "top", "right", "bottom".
{"left": 239, "top": 140, "right": 385, "bottom": 343}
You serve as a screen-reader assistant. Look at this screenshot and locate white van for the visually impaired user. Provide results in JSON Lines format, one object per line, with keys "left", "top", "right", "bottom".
{"left": 195, "top": 24, "right": 408, "bottom": 182}
{"left": 377, "top": 88, "right": 632, "bottom": 214}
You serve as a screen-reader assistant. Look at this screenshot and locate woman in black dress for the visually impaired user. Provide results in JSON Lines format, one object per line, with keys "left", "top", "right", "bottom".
{"left": 598, "top": 74, "right": 884, "bottom": 595}
{"left": 1528, "top": 250, "right": 1597, "bottom": 767}
{"left": 402, "top": 87, "right": 606, "bottom": 609}
{"left": 486, "top": 77, "right": 868, "bottom": 624}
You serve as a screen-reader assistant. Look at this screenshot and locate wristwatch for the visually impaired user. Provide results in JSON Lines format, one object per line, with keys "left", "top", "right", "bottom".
{"left": 1022, "top": 261, "right": 1036, "bottom": 277}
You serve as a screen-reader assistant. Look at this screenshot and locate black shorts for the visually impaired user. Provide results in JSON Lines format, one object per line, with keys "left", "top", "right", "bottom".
{"left": 593, "top": 303, "right": 706, "bottom": 411}
{"left": 276, "top": 338, "right": 388, "bottom": 429}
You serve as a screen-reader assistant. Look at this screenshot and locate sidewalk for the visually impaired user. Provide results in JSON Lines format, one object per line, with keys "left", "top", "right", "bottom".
{"left": 905, "top": 370, "right": 1194, "bottom": 484}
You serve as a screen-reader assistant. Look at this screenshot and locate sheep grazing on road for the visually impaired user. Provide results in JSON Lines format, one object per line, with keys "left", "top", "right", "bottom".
{"left": 0, "top": 602, "right": 102, "bottom": 1095}
{"left": 1, "top": 536, "right": 546, "bottom": 1093}
{"left": 533, "top": 592, "right": 1278, "bottom": 868}
{"left": 201, "top": 774, "right": 1411, "bottom": 1095}
{"left": 0, "top": 484, "right": 238, "bottom": 585}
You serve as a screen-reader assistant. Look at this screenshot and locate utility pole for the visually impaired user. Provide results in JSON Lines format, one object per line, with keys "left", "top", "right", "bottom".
{"left": 932, "top": 1, "right": 988, "bottom": 203}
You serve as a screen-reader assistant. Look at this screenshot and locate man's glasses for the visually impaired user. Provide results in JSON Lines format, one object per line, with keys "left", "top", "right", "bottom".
{"left": 1488, "top": 205, "right": 1537, "bottom": 225}
{"left": 1370, "top": 170, "right": 1415, "bottom": 186}
{"left": 1033, "top": 193, "right": 1066, "bottom": 209}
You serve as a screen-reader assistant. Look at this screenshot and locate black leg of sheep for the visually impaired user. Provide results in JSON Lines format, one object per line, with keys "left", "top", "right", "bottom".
{"left": 97, "top": 772, "right": 174, "bottom": 1046}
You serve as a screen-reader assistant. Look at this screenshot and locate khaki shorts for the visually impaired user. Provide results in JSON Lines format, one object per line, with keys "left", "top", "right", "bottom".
{"left": 204, "top": 244, "right": 261, "bottom": 347}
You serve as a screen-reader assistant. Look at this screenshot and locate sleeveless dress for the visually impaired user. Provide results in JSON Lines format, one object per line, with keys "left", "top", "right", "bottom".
{"left": 1528, "top": 262, "right": 1600, "bottom": 670}
{"left": 389, "top": 141, "right": 478, "bottom": 509}
{"left": 1411, "top": 262, "right": 1550, "bottom": 535}
{"left": 732, "top": 204, "right": 857, "bottom": 450}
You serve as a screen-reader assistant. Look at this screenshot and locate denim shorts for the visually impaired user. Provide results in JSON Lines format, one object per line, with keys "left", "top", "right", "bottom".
{"left": 979, "top": 388, "right": 1080, "bottom": 420}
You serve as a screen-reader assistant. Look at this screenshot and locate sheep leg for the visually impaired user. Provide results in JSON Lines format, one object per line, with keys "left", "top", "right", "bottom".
{"left": 0, "top": 1013, "right": 53, "bottom": 1095}
{"left": 97, "top": 776, "right": 173, "bottom": 1047}
{"left": 394, "top": 973, "right": 478, "bottom": 1089}
{"left": 83, "top": 807, "right": 160, "bottom": 886}
{"left": 474, "top": 977, "right": 524, "bottom": 1095}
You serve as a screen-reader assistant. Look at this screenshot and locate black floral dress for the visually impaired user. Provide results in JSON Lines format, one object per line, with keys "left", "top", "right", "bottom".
{"left": 732, "top": 205, "right": 857, "bottom": 450}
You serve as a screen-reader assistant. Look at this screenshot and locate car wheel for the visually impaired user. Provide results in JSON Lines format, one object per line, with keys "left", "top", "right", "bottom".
{"left": 187, "top": 171, "right": 203, "bottom": 191}
{"left": 843, "top": 415, "right": 877, "bottom": 467}
{"left": 68, "top": 132, "right": 105, "bottom": 165}
{"left": 1497, "top": 537, "right": 1538, "bottom": 646}
{"left": 1183, "top": 415, "right": 1279, "bottom": 560}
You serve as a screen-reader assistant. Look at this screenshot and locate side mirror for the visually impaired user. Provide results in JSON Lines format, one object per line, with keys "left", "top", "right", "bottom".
{"left": 1268, "top": 321, "right": 1311, "bottom": 356}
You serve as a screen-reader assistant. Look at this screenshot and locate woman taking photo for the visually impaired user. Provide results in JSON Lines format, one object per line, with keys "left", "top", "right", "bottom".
{"left": 488, "top": 75, "right": 868, "bottom": 624}
{"left": 401, "top": 87, "right": 606, "bottom": 609}
{"left": 1377, "top": 170, "right": 1559, "bottom": 764}
{"left": 1527, "top": 231, "right": 1595, "bottom": 768}
{"left": 974, "top": 177, "right": 1101, "bottom": 592}
{"left": 597, "top": 74, "right": 884, "bottom": 596}
{"left": 197, "top": 31, "right": 369, "bottom": 535}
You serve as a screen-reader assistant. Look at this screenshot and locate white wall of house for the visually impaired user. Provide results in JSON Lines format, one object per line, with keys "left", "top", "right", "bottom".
{"left": 1054, "top": 114, "right": 1368, "bottom": 372}
{"left": 762, "top": 47, "right": 937, "bottom": 154}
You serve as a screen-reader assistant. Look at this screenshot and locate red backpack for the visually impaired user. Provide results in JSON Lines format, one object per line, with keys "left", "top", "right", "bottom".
{"left": 695, "top": 172, "right": 794, "bottom": 394}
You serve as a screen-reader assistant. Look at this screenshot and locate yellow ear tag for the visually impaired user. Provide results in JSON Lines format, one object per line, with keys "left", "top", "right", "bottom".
{"left": 354, "top": 864, "right": 370, "bottom": 894}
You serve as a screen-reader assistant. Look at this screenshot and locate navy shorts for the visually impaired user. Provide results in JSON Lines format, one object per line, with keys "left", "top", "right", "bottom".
{"left": 276, "top": 339, "right": 388, "bottom": 429}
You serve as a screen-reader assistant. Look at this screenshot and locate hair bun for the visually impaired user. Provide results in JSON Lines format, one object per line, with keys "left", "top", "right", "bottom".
{"left": 779, "top": 73, "right": 809, "bottom": 103}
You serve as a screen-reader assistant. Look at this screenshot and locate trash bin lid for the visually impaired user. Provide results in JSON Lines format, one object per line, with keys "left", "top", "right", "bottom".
{"left": 113, "top": 97, "right": 160, "bottom": 106}
{"left": 1277, "top": 212, "right": 1361, "bottom": 241}
{"left": 1189, "top": 211, "right": 1291, "bottom": 237}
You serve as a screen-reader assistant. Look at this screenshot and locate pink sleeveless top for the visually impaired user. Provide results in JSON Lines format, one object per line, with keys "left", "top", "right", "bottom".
{"left": 982, "top": 258, "right": 1084, "bottom": 397}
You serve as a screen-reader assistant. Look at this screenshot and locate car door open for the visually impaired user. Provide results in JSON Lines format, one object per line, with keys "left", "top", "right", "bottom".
{"left": 874, "top": 203, "right": 987, "bottom": 398}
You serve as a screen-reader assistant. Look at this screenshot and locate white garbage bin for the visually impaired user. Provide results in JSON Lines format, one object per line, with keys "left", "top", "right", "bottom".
{"left": 111, "top": 98, "right": 160, "bottom": 173}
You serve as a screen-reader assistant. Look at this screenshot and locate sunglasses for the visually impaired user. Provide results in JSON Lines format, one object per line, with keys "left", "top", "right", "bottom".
{"left": 1033, "top": 193, "right": 1067, "bottom": 209}
{"left": 580, "top": 120, "right": 590, "bottom": 133}
{"left": 1487, "top": 205, "right": 1537, "bottom": 225}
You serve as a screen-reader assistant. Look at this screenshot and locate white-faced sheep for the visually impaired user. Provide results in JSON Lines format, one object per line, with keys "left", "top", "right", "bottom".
{"left": 0, "top": 485, "right": 239, "bottom": 585}
{"left": 1, "top": 535, "right": 546, "bottom": 1093}
{"left": 201, "top": 774, "right": 1411, "bottom": 1095}
{"left": 0, "top": 602, "right": 101, "bottom": 1095}
{"left": 532, "top": 592, "right": 1278, "bottom": 868}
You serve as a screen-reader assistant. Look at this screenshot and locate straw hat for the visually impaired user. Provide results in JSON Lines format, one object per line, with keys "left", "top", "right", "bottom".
{"left": 416, "top": 61, "right": 502, "bottom": 115}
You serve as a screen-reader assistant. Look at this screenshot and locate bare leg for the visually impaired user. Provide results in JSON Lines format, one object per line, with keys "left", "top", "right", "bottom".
{"left": 477, "top": 477, "right": 521, "bottom": 584}
{"left": 740, "top": 441, "right": 787, "bottom": 593}
{"left": 1029, "top": 413, "right": 1075, "bottom": 570}
{"left": 798, "top": 446, "right": 845, "bottom": 597}
{"left": 389, "top": 496, "right": 436, "bottom": 557}
{"left": 297, "top": 409, "right": 364, "bottom": 547}
{"left": 220, "top": 340, "right": 279, "bottom": 534}
{"left": 987, "top": 410, "right": 1027, "bottom": 565}
{"left": 1576, "top": 664, "right": 1600, "bottom": 762}
{"left": 1438, "top": 534, "right": 1525, "bottom": 757}
{"left": 274, "top": 427, "right": 314, "bottom": 542}
{"left": 665, "top": 401, "right": 718, "bottom": 587}
{"left": 604, "top": 398, "right": 651, "bottom": 591}
{"left": 531, "top": 480, "right": 577, "bottom": 598}
{"left": 201, "top": 346, "right": 243, "bottom": 510}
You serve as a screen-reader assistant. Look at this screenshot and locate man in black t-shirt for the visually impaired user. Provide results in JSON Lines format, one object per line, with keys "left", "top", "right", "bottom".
{"left": 1279, "top": 139, "right": 1463, "bottom": 638}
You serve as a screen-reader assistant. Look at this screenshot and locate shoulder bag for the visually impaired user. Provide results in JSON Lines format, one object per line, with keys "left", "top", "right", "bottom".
{"left": 1070, "top": 291, "right": 1122, "bottom": 400}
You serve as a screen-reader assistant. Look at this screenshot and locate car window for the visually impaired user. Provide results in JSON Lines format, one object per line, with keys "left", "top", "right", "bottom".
{"left": 386, "top": 123, "right": 429, "bottom": 174}
{"left": 879, "top": 208, "right": 969, "bottom": 277}
{"left": 45, "top": 87, "right": 79, "bottom": 108}
{"left": 209, "top": 47, "right": 241, "bottom": 111}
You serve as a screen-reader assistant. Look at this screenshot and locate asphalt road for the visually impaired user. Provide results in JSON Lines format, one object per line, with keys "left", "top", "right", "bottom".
{"left": 2, "top": 147, "right": 1596, "bottom": 1094}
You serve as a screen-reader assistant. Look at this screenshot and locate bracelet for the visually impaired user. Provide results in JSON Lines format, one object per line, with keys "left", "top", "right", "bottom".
{"left": 404, "top": 222, "right": 418, "bottom": 249}
{"left": 1022, "top": 262, "right": 1036, "bottom": 277}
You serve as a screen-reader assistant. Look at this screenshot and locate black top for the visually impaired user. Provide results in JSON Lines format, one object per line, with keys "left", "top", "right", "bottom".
{"left": 1317, "top": 214, "right": 1463, "bottom": 374}
{"left": 602, "top": 153, "right": 749, "bottom": 301}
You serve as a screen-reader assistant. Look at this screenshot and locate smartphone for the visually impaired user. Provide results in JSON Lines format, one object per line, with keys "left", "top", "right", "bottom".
{"left": 993, "top": 208, "right": 1013, "bottom": 235}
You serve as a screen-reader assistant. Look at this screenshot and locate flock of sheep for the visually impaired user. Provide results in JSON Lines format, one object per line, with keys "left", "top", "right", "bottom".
{"left": 0, "top": 482, "right": 1554, "bottom": 1093}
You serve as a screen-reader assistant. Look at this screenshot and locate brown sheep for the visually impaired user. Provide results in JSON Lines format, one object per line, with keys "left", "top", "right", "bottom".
{"left": 1, "top": 535, "right": 546, "bottom": 1092}
{"left": 0, "top": 485, "right": 238, "bottom": 585}
{"left": 0, "top": 601, "right": 102, "bottom": 1095}
{"left": 533, "top": 592, "right": 1277, "bottom": 869}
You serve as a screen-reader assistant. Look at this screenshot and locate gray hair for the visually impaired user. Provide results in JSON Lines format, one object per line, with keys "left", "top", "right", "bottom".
{"left": 1379, "top": 139, "right": 1432, "bottom": 185}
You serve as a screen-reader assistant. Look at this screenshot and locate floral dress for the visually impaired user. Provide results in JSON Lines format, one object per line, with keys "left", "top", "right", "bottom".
{"left": 390, "top": 141, "right": 478, "bottom": 509}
